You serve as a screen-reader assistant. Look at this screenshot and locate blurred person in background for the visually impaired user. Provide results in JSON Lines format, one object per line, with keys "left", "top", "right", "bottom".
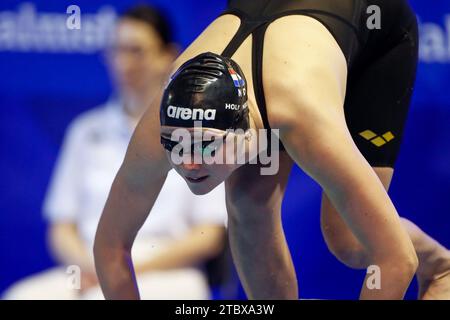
{"left": 2, "top": 4, "right": 227, "bottom": 300}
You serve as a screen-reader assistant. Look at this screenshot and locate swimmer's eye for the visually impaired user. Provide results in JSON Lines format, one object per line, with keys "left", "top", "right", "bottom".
{"left": 193, "top": 141, "right": 219, "bottom": 156}
{"left": 160, "top": 137, "right": 218, "bottom": 156}
{"left": 160, "top": 133, "right": 228, "bottom": 157}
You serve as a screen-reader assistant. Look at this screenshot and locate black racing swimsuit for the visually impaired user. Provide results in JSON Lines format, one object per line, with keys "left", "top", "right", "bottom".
{"left": 220, "top": 0, "right": 418, "bottom": 168}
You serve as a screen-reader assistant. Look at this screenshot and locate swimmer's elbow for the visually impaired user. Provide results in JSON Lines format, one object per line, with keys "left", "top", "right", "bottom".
{"left": 93, "top": 218, "right": 133, "bottom": 284}
{"left": 93, "top": 175, "right": 136, "bottom": 254}
{"left": 279, "top": 115, "right": 371, "bottom": 194}
{"left": 93, "top": 214, "right": 128, "bottom": 258}
{"left": 279, "top": 110, "right": 348, "bottom": 160}
{"left": 265, "top": 61, "right": 346, "bottom": 131}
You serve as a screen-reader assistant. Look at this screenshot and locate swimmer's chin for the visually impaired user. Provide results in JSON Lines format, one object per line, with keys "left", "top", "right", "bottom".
{"left": 184, "top": 178, "right": 222, "bottom": 195}
{"left": 186, "top": 183, "right": 214, "bottom": 195}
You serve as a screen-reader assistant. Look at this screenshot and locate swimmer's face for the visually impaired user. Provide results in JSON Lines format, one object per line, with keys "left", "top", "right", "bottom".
{"left": 160, "top": 127, "right": 251, "bottom": 195}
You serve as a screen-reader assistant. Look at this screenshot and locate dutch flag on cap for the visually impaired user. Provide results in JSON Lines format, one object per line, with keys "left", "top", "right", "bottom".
{"left": 228, "top": 68, "right": 245, "bottom": 88}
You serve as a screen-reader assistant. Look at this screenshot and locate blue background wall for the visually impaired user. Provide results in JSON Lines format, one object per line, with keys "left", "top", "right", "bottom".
{"left": 0, "top": 0, "right": 449, "bottom": 299}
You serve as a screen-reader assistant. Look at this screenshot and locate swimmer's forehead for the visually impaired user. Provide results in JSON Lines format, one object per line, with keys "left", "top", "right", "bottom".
{"left": 160, "top": 126, "right": 228, "bottom": 139}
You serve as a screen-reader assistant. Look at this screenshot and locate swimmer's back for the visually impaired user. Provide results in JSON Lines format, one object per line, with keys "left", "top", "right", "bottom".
{"left": 165, "top": 0, "right": 418, "bottom": 167}
{"left": 225, "top": 0, "right": 417, "bottom": 69}
{"left": 220, "top": 0, "right": 418, "bottom": 167}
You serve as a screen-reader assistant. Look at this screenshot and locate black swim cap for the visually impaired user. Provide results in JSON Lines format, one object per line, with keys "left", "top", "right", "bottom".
{"left": 160, "top": 52, "right": 249, "bottom": 131}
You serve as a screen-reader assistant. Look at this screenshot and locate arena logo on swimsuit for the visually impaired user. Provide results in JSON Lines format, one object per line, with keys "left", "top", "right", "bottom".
{"left": 166, "top": 105, "right": 216, "bottom": 121}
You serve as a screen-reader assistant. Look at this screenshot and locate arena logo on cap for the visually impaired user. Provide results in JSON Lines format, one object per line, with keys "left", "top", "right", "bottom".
{"left": 167, "top": 105, "right": 216, "bottom": 121}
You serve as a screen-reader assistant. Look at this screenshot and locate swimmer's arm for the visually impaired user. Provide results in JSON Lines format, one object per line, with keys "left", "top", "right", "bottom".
{"left": 94, "top": 103, "right": 171, "bottom": 300}
{"left": 265, "top": 54, "right": 417, "bottom": 299}
{"left": 276, "top": 101, "right": 417, "bottom": 299}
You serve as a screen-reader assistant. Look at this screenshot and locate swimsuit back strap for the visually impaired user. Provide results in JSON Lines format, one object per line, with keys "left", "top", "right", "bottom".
{"left": 251, "top": 22, "right": 272, "bottom": 133}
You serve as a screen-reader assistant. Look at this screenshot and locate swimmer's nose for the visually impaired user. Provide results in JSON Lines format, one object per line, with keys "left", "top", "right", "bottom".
{"left": 180, "top": 162, "right": 202, "bottom": 171}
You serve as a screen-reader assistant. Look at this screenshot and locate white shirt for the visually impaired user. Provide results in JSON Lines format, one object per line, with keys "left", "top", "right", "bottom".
{"left": 43, "top": 101, "right": 227, "bottom": 247}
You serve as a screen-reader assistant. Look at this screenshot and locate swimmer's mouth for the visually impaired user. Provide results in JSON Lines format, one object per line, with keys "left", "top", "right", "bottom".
{"left": 186, "top": 175, "right": 209, "bottom": 183}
